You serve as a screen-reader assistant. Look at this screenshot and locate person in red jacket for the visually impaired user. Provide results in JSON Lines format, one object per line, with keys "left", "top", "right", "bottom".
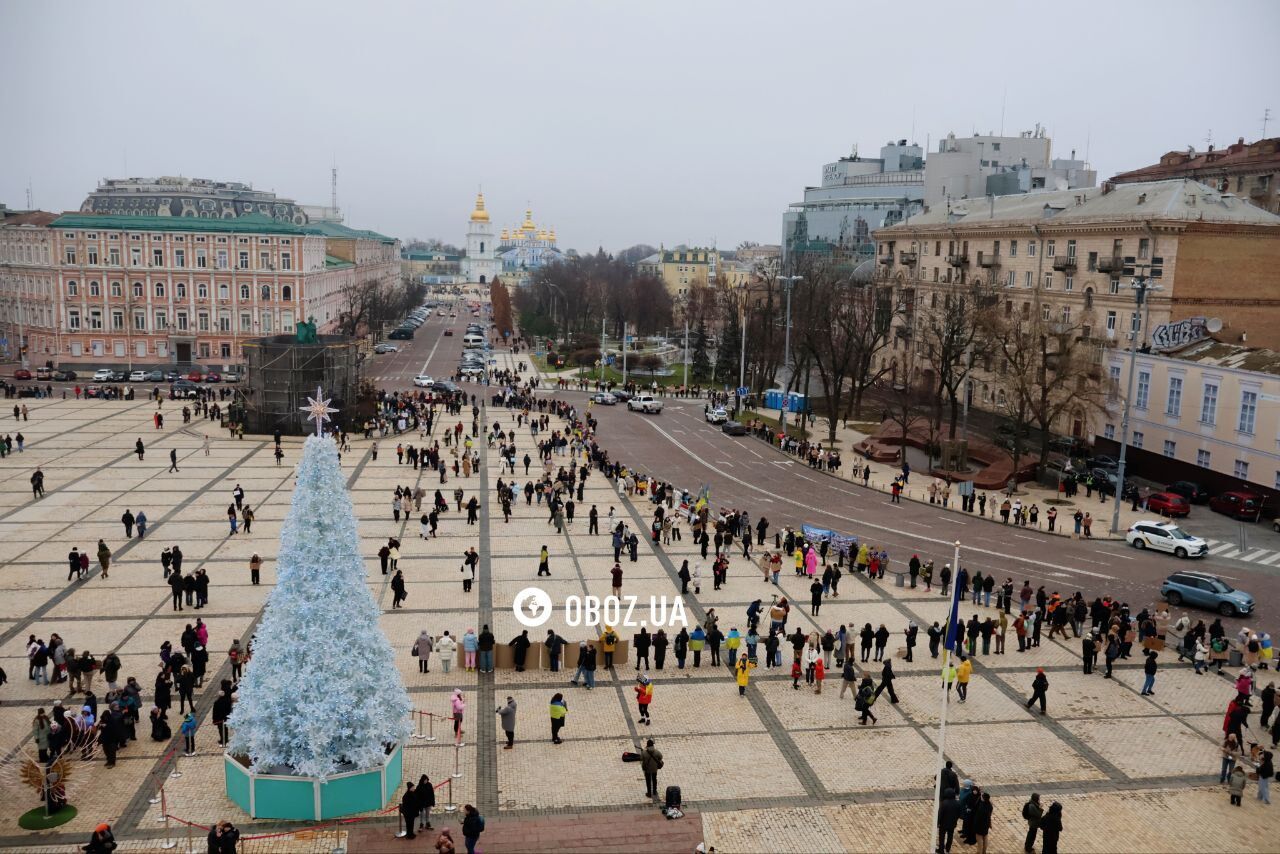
{"left": 634, "top": 675, "right": 653, "bottom": 725}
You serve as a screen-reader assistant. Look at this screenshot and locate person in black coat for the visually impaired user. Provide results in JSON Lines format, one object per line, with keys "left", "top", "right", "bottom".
{"left": 416, "top": 774, "right": 436, "bottom": 830}
{"left": 936, "top": 787, "right": 961, "bottom": 853}
{"left": 509, "top": 631, "right": 531, "bottom": 672}
{"left": 1039, "top": 802, "right": 1063, "bottom": 854}
{"left": 207, "top": 820, "right": 239, "bottom": 853}
{"left": 399, "top": 781, "right": 418, "bottom": 838}
{"left": 391, "top": 570, "right": 407, "bottom": 609}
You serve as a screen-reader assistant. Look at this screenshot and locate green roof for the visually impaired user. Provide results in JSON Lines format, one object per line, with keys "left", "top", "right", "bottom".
{"left": 325, "top": 254, "right": 355, "bottom": 268}
{"left": 52, "top": 212, "right": 397, "bottom": 243}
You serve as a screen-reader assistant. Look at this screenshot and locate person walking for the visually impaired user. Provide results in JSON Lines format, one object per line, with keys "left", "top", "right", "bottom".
{"left": 450, "top": 688, "right": 466, "bottom": 745}
{"left": 168, "top": 448, "right": 179, "bottom": 473}
{"left": 121, "top": 509, "right": 135, "bottom": 538}
{"left": 936, "top": 787, "right": 960, "bottom": 854}
{"left": 955, "top": 656, "right": 972, "bottom": 703}
{"left": 96, "top": 539, "right": 112, "bottom": 580}
{"left": 496, "top": 696, "right": 517, "bottom": 749}
{"left": 136, "top": 510, "right": 148, "bottom": 539}
{"left": 876, "top": 659, "right": 898, "bottom": 704}
{"left": 640, "top": 738, "right": 663, "bottom": 800}
{"left": 1140, "top": 650, "right": 1158, "bottom": 695}
{"left": 180, "top": 711, "right": 198, "bottom": 756}
{"left": 461, "top": 804, "right": 484, "bottom": 854}
{"left": 1026, "top": 668, "right": 1049, "bottom": 715}
{"left": 391, "top": 570, "right": 407, "bottom": 609}
{"left": 855, "top": 676, "right": 878, "bottom": 725}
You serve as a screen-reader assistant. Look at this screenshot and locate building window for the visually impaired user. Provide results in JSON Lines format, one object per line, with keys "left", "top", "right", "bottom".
{"left": 199, "top": 343, "right": 211, "bottom": 359}
{"left": 90, "top": 280, "right": 101, "bottom": 296}
{"left": 108, "top": 248, "right": 120, "bottom": 266}
{"left": 1138, "top": 238, "right": 1150, "bottom": 259}
{"left": 1109, "top": 364, "right": 1121, "bottom": 386}
{"left": 1041, "top": 303, "right": 1052, "bottom": 321}
{"left": 220, "top": 342, "right": 232, "bottom": 359}
{"left": 238, "top": 251, "right": 249, "bottom": 270}
{"left": 1239, "top": 390, "right": 1258, "bottom": 433}
{"left": 67, "top": 280, "right": 78, "bottom": 296}
{"left": 1061, "top": 306, "right": 1071, "bottom": 324}
{"left": 1201, "top": 383, "right": 1218, "bottom": 424}
{"left": 176, "top": 311, "right": 188, "bottom": 331}
{"left": 132, "top": 281, "right": 143, "bottom": 298}
{"left": 1106, "top": 311, "right": 1117, "bottom": 333}
{"left": 152, "top": 248, "right": 164, "bottom": 266}
{"left": 1197, "top": 449, "right": 1211, "bottom": 468}
{"left": 155, "top": 282, "right": 165, "bottom": 298}
{"left": 281, "top": 285, "right": 292, "bottom": 301}
{"left": 1046, "top": 240, "right": 1055, "bottom": 257}
{"left": 1067, "top": 239, "right": 1077, "bottom": 258}
{"left": 240, "top": 312, "right": 252, "bottom": 332}
{"left": 1131, "top": 312, "right": 1141, "bottom": 333}
{"left": 64, "top": 247, "right": 77, "bottom": 264}
{"left": 1132, "top": 431, "right": 1144, "bottom": 449}
{"left": 133, "top": 311, "right": 146, "bottom": 331}
{"left": 1104, "top": 423, "right": 1115, "bottom": 440}
{"left": 216, "top": 250, "right": 228, "bottom": 270}
{"left": 1043, "top": 273, "right": 1053, "bottom": 289}
{"left": 1028, "top": 240, "right": 1037, "bottom": 257}
{"left": 89, "top": 309, "right": 102, "bottom": 330}
{"left": 1006, "top": 270, "right": 1015, "bottom": 288}
{"left": 196, "top": 249, "right": 207, "bottom": 268}
{"left": 218, "top": 313, "right": 231, "bottom": 332}
{"left": 111, "top": 310, "right": 124, "bottom": 331}
{"left": 260, "top": 251, "right": 270, "bottom": 269}
{"left": 1110, "top": 278, "right": 1120, "bottom": 295}
{"left": 1010, "top": 240, "right": 1018, "bottom": 257}
{"left": 1024, "top": 271, "right": 1033, "bottom": 288}
{"left": 218, "top": 283, "right": 229, "bottom": 300}
{"left": 130, "top": 247, "right": 142, "bottom": 266}
{"left": 261, "top": 311, "right": 272, "bottom": 333}
{"left": 110, "top": 281, "right": 122, "bottom": 297}
{"left": 174, "top": 249, "right": 185, "bottom": 268}
{"left": 68, "top": 309, "right": 80, "bottom": 330}
{"left": 240, "top": 284, "right": 250, "bottom": 300}
{"left": 1235, "top": 459, "right": 1250, "bottom": 479}
{"left": 281, "top": 252, "right": 292, "bottom": 271}
{"left": 260, "top": 285, "right": 271, "bottom": 301}
{"left": 87, "top": 247, "right": 98, "bottom": 265}
{"left": 197, "top": 283, "right": 208, "bottom": 299}
{"left": 1163, "top": 440, "right": 1176, "bottom": 458}
{"left": 1135, "top": 370, "right": 1150, "bottom": 409}
{"left": 1167, "top": 377, "right": 1182, "bottom": 417}
{"left": 198, "top": 312, "right": 210, "bottom": 332}
{"left": 1064, "top": 276, "right": 1073, "bottom": 292}
{"left": 155, "top": 310, "right": 167, "bottom": 330}
{"left": 176, "top": 282, "right": 187, "bottom": 298}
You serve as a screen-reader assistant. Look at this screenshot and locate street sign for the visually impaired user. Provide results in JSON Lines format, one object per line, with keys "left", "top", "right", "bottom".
{"left": 736, "top": 386, "right": 748, "bottom": 398}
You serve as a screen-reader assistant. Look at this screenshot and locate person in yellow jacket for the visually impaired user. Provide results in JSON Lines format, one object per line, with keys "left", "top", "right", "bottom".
{"left": 942, "top": 659, "right": 958, "bottom": 700}
{"left": 735, "top": 656, "right": 756, "bottom": 696}
{"left": 856, "top": 543, "right": 871, "bottom": 574}
{"left": 600, "top": 625, "right": 619, "bottom": 669}
{"left": 794, "top": 547, "right": 805, "bottom": 577}
{"left": 956, "top": 655, "right": 973, "bottom": 703}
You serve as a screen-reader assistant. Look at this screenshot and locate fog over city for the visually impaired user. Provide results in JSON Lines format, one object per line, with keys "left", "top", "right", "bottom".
{"left": 1, "top": 0, "right": 1275, "bottom": 249}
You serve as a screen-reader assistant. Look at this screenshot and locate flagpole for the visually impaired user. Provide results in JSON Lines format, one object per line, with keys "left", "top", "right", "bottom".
{"left": 930, "top": 539, "right": 961, "bottom": 854}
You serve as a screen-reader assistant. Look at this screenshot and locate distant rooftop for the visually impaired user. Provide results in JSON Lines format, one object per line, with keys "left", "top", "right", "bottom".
{"left": 50, "top": 212, "right": 394, "bottom": 243}
{"left": 1112, "top": 137, "right": 1280, "bottom": 183}
{"left": 1172, "top": 338, "right": 1280, "bottom": 378}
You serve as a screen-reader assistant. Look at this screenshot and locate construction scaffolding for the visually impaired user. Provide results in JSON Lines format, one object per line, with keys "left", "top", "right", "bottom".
{"left": 240, "top": 335, "right": 361, "bottom": 436}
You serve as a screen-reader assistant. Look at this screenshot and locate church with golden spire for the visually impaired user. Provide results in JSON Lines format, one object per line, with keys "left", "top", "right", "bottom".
{"left": 495, "top": 205, "right": 566, "bottom": 285}
{"left": 461, "top": 191, "right": 498, "bottom": 284}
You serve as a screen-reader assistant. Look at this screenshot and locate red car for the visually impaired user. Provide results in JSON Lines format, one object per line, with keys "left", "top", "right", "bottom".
{"left": 1209, "top": 490, "right": 1265, "bottom": 521}
{"left": 186, "top": 370, "right": 204, "bottom": 382}
{"left": 13, "top": 369, "right": 32, "bottom": 380}
{"left": 1146, "top": 491, "right": 1190, "bottom": 518}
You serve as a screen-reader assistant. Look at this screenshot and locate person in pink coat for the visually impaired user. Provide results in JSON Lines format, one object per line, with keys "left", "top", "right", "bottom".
{"left": 804, "top": 547, "right": 819, "bottom": 578}
{"left": 450, "top": 688, "right": 466, "bottom": 744}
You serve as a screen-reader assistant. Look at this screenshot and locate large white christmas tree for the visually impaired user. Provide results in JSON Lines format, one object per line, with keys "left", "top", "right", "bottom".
{"left": 228, "top": 434, "right": 411, "bottom": 778}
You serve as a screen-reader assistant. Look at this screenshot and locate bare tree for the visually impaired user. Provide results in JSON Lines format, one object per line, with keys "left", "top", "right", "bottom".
{"left": 916, "top": 280, "right": 997, "bottom": 439}
{"left": 336, "top": 276, "right": 422, "bottom": 337}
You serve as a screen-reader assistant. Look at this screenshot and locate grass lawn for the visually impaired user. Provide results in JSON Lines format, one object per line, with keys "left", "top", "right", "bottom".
{"left": 741, "top": 408, "right": 812, "bottom": 440}
{"left": 585, "top": 365, "right": 714, "bottom": 388}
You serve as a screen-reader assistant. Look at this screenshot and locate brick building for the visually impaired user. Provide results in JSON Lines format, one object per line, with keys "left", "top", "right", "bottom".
{"left": 1111, "top": 137, "right": 1280, "bottom": 215}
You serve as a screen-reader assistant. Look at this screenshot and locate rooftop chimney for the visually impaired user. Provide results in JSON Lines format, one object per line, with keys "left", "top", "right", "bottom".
{"left": 1137, "top": 193, "right": 1147, "bottom": 205}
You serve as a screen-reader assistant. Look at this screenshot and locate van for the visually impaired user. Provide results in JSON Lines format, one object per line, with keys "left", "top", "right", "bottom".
{"left": 462, "top": 333, "right": 485, "bottom": 347}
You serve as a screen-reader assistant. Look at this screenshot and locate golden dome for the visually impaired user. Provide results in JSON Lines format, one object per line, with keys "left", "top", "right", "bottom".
{"left": 469, "top": 192, "right": 490, "bottom": 222}
{"left": 500, "top": 229, "right": 509, "bottom": 241}
{"left": 522, "top": 209, "right": 535, "bottom": 230}
{"left": 549, "top": 226, "right": 557, "bottom": 242}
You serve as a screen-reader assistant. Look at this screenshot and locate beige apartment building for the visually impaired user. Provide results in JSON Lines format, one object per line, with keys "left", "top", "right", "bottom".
{"left": 637, "top": 246, "right": 720, "bottom": 299}
{"left": 1098, "top": 340, "right": 1280, "bottom": 504}
{"left": 873, "top": 179, "right": 1280, "bottom": 415}
{"left": 0, "top": 211, "right": 60, "bottom": 362}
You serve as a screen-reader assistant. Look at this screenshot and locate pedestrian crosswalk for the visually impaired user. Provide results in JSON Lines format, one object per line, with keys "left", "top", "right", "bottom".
{"left": 1202, "top": 538, "right": 1280, "bottom": 566}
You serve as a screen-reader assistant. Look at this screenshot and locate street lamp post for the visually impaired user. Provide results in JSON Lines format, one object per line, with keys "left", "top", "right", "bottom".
{"left": 1110, "top": 271, "right": 1162, "bottom": 534}
{"left": 776, "top": 275, "right": 802, "bottom": 427}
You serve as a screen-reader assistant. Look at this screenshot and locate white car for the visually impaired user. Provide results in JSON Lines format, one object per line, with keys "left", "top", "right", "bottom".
{"left": 459, "top": 365, "right": 485, "bottom": 378}
{"left": 593, "top": 392, "right": 617, "bottom": 405}
{"left": 1125, "top": 519, "right": 1209, "bottom": 559}
{"left": 627, "top": 394, "right": 663, "bottom": 414}
{"left": 128, "top": 370, "right": 148, "bottom": 382}
{"left": 705, "top": 406, "right": 728, "bottom": 424}
{"left": 413, "top": 374, "right": 434, "bottom": 388}
{"left": 92, "top": 368, "right": 114, "bottom": 381}
{"left": 438, "top": 309, "right": 447, "bottom": 316}
{"left": 373, "top": 343, "right": 398, "bottom": 354}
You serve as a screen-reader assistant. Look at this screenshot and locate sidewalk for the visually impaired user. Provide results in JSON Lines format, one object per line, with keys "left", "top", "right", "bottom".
{"left": 744, "top": 404, "right": 1176, "bottom": 542}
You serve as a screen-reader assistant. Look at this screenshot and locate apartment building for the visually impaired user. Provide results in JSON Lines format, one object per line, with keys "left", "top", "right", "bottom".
{"left": 637, "top": 246, "right": 720, "bottom": 299}
{"left": 37, "top": 213, "right": 397, "bottom": 368}
{"left": 1112, "top": 137, "right": 1280, "bottom": 215}
{"left": 0, "top": 211, "right": 60, "bottom": 362}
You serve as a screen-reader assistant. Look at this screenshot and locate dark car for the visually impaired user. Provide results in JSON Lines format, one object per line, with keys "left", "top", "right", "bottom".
{"left": 388, "top": 327, "right": 415, "bottom": 340}
{"left": 612, "top": 389, "right": 633, "bottom": 402}
{"left": 13, "top": 368, "right": 32, "bottom": 380}
{"left": 144, "top": 370, "right": 165, "bottom": 382}
{"left": 165, "top": 370, "right": 181, "bottom": 382}
{"left": 721, "top": 420, "right": 749, "bottom": 436}
{"left": 1088, "top": 455, "right": 1119, "bottom": 471}
{"left": 53, "top": 369, "right": 78, "bottom": 381}
{"left": 109, "top": 370, "right": 128, "bottom": 382}
{"left": 171, "top": 379, "right": 200, "bottom": 398}
{"left": 1166, "top": 480, "right": 1210, "bottom": 504}
{"left": 1209, "top": 490, "right": 1265, "bottom": 522}
{"left": 431, "top": 380, "right": 460, "bottom": 394}
{"left": 1146, "top": 491, "right": 1191, "bottom": 518}
{"left": 443, "top": 329, "right": 454, "bottom": 336}
{"left": 1048, "top": 436, "right": 1089, "bottom": 457}
{"left": 205, "top": 371, "right": 222, "bottom": 383}
{"left": 17, "top": 385, "right": 38, "bottom": 397}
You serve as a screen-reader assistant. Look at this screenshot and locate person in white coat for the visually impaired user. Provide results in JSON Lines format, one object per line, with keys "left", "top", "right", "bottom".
{"left": 436, "top": 631, "right": 457, "bottom": 674}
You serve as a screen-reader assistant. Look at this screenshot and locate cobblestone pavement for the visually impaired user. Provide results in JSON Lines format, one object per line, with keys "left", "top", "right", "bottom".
{"left": 0, "top": 385, "right": 1276, "bottom": 852}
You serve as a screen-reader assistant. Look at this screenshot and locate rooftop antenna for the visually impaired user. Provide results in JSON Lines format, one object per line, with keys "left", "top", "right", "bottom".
{"left": 1263, "top": 107, "right": 1272, "bottom": 138}
{"left": 1084, "top": 126, "right": 1091, "bottom": 166}
{"left": 331, "top": 163, "right": 338, "bottom": 211}
{"left": 25, "top": 180, "right": 33, "bottom": 210}
{"left": 1205, "top": 128, "right": 1213, "bottom": 149}
{"left": 911, "top": 104, "right": 916, "bottom": 146}
{"left": 1000, "top": 86, "right": 1006, "bottom": 136}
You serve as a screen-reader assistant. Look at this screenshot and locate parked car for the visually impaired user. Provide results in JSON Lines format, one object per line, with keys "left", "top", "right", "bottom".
{"left": 1165, "top": 480, "right": 1210, "bottom": 504}
{"left": 109, "top": 370, "right": 128, "bottom": 382}
{"left": 593, "top": 392, "right": 617, "bottom": 405}
{"left": 205, "top": 372, "right": 222, "bottom": 383}
{"left": 431, "top": 380, "right": 459, "bottom": 393}
{"left": 413, "top": 374, "right": 434, "bottom": 388}
{"left": 1048, "top": 436, "right": 1089, "bottom": 457}
{"left": 1126, "top": 520, "right": 1207, "bottom": 557}
{"left": 1088, "top": 455, "right": 1119, "bottom": 471}
{"left": 165, "top": 370, "right": 181, "bottom": 383}
{"left": 1160, "top": 571, "right": 1254, "bottom": 616}
{"left": 1209, "top": 490, "right": 1265, "bottom": 522}
{"left": 92, "top": 369, "right": 114, "bottom": 382}
{"left": 721, "top": 420, "right": 749, "bottom": 436}
{"left": 12, "top": 369, "right": 32, "bottom": 380}
{"left": 83, "top": 384, "right": 104, "bottom": 398}
{"left": 144, "top": 370, "right": 165, "bottom": 382}
{"left": 705, "top": 407, "right": 728, "bottom": 424}
{"left": 35, "top": 366, "right": 52, "bottom": 380}
{"left": 1145, "top": 491, "right": 1191, "bottom": 518}
{"left": 128, "top": 370, "right": 149, "bottom": 382}
{"left": 171, "top": 379, "right": 200, "bottom": 398}
{"left": 53, "top": 369, "right": 77, "bottom": 381}
{"left": 373, "top": 343, "right": 398, "bottom": 354}
{"left": 388, "top": 328, "right": 414, "bottom": 340}
{"left": 459, "top": 365, "right": 485, "bottom": 378}
{"left": 612, "top": 389, "right": 633, "bottom": 402}
{"left": 186, "top": 370, "right": 204, "bottom": 382}
{"left": 222, "top": 370, "right": 241, "bottom": 383}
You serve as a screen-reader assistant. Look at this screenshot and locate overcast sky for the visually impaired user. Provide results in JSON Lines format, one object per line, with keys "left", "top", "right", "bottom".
{"left": 2, "top": 0, "right": 1276, "bottom": 253}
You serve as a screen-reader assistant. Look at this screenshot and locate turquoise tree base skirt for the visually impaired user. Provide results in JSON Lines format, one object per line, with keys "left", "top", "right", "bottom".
{"left": 224, "top": 743, "right": 403, "bottom": 820}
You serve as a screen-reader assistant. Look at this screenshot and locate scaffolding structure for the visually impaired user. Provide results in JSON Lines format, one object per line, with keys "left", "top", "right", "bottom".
{"left": 241, "top": 335, "right": 361, "bottom": 436}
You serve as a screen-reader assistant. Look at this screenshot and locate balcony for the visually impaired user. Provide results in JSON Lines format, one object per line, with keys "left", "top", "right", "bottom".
{"left": 947, "top": 254, "right": 969, "bottom": 267}
{"left": 977, "top": 253, "right": 999, "bottom": 268}
{"left": 878, "top": 255, "right": 894, "bottom": 265}
{"left": 1095, "top": 255, "right": 1121, "bottom": 273}
{"left": 1052, "top": 256, "right": 1077, "bottom": 272}
{"left": 899, "top": 251, "right": 918, "bottom": 265}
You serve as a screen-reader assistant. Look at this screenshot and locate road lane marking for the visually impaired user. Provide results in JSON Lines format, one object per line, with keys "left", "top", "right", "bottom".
{"left": 1012, "top": 534, "right": 1041, "bottom": 541}
{"left": 1207, "top": 543, "right": 1238, "bottom": 556}
{"left": 1075, "top": 557, "right": 1108, "bottom": 566}
{"left": 1239, "top": 548, "right": 1273, "bottom": 562}
{"left": 1257, "top": 552, "right": 1280, "bottom": 566}
{"left": 637, "top": 417, "right": 1119, "bottom": 581}
{"left": 1105, "top": 551, "right": 1135, "bottom": 561}
{"left": 936, "top": 516, "right": 966, "bottom": 525}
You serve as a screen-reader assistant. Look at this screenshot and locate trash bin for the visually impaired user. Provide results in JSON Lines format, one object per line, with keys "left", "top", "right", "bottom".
{"left": 1230, "top": 648, "right": 1244, "bottom": 667}
{"left": 894, "top": 570, "right": 906, "bottom": 589}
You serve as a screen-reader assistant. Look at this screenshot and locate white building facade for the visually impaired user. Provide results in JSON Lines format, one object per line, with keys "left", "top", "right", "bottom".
{"left": 461, "top": 193, "right": 499, "bottom": 284}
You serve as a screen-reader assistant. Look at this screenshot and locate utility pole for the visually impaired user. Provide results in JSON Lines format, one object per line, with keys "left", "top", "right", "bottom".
{"left": 776, "top": 275, "right": 803, "bottom": 426}
{"left": 1110, "top": 270, "right": 1162, "bottom": 534}
{"left": 737, "top": 289, "right": 747, "bottom": 417}
{"left": 621, "top": 322, "right": 628, "bottom": 387}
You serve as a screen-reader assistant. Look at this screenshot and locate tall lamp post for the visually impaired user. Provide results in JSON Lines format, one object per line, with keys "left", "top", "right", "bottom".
{"left": 1109, "top": 269, "right": 1162, "bottom": 534}
{"left": 736, "top": 284, "right": 748, "bottom": 417}
{"left": 776, "top": 275, "right": 802, "bottom": 426}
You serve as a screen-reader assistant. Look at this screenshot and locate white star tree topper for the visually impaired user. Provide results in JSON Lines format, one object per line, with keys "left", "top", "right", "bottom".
{"left": 300, "top": 386, "right": 339, "bottom": 436}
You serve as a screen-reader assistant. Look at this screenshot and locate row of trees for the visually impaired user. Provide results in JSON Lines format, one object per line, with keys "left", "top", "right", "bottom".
{"left": 514, "top": 251, "right": 673, "bottom": 343}
{"left": 334, "top": 276, "right": 427, "bottom": 338}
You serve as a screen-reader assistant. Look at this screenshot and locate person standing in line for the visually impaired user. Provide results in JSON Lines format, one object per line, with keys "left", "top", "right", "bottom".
{"left": 414, "top": 630, "right": 434, "bottom": 674}
{"left": 640, "top": 738, "right": 663, "bottom": 800}
{"left": 417, "top": 774, "right": 436, "bottom": 832}
{"left": 180, "top": 711, "right": 198, "bottom": 756}
{"left": 249, "top": 553, "right": 262, "bottom": 585}
{"left": 436, "top": 630, "right": 457, "bottom": 674}
{"left": 1026, "top": 668, "right": 1049, "bottom": 715}
{"left": 496, "top": 696, "right": 517, "bottom": 749}
{"left": 399, "top": 781, "right": 419, "bottom": 839}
